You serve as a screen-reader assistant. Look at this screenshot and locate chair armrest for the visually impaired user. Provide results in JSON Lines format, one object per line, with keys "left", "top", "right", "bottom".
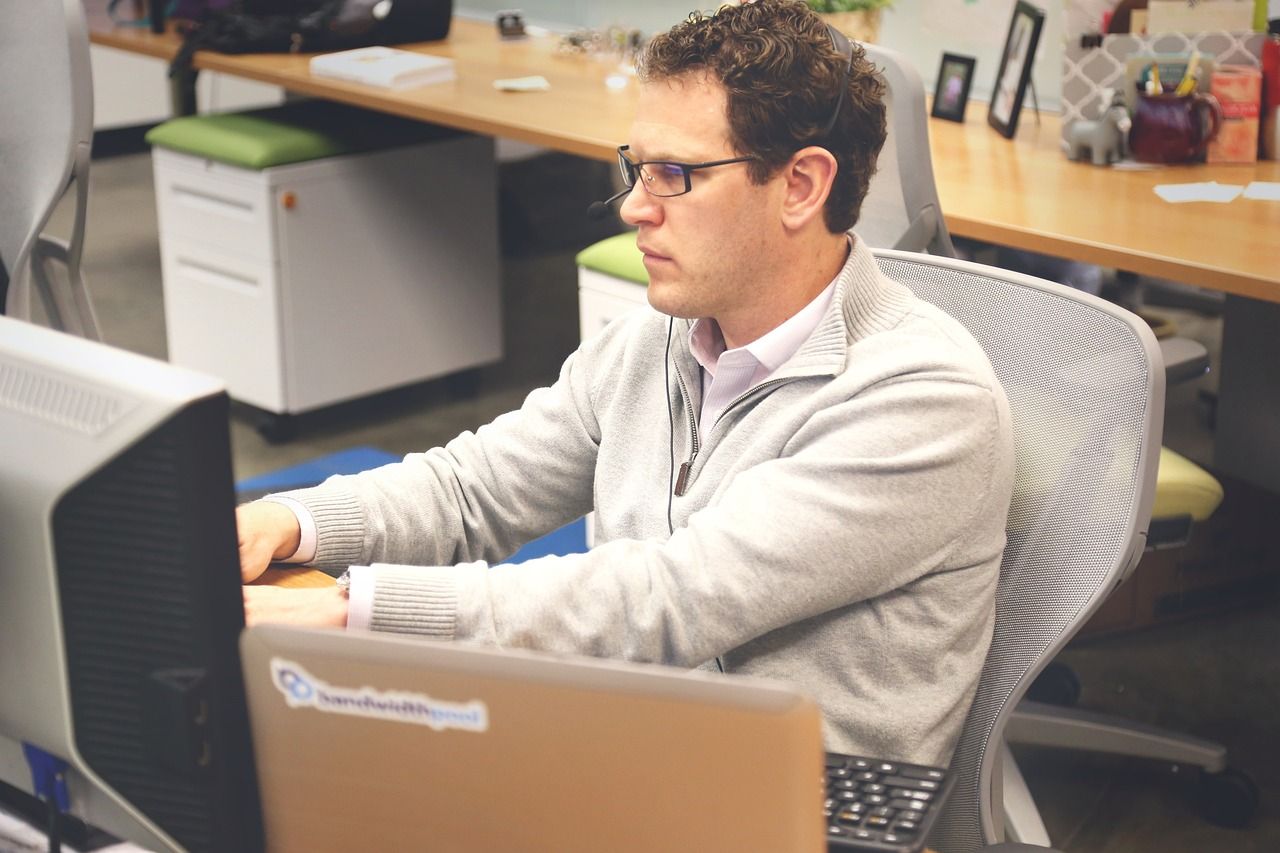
{"left": 1159, "top": 336, "right": 1210, "bottom": 385}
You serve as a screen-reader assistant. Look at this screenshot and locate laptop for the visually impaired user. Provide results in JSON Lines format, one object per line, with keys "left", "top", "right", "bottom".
{"left": 240, "top": 625, "right": 826, "bottom": 852}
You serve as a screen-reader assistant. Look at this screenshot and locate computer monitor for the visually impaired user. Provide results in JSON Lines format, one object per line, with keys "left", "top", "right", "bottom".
{"left": 0, "top": 316, "right": 262, "bottom": 851}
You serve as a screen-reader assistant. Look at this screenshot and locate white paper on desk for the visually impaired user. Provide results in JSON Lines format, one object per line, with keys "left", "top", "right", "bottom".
{"left": 1243, "top": 181, "right": 1280, "bottom": 201}
{"left": 1111, "top": 159, "right": 1164, "bottom": 171}
{"left": 309, "top": 46, "right": 455, "bottom": 90}
{"left": 1153, "top": 181, "right": 1245, "bottom": 203}
{"left": 494, "top": 75, "right": 550, "bottom": 92}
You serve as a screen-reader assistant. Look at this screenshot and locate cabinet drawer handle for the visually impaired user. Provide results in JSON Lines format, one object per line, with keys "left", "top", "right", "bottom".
{"left": 171, "top": 184, "right": 256, "bottom": 219}
{"left": 175, "top": 257, "right": 260, "bottom": 293}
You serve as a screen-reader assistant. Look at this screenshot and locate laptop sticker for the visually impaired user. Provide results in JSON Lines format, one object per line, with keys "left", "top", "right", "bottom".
{"left": 270, "top": 657, "right": 489, "bottom": 733}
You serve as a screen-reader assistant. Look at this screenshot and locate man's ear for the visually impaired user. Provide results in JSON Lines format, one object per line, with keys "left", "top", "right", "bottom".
{"left": 779, "top": 146, "right": 838, "bottom": 231}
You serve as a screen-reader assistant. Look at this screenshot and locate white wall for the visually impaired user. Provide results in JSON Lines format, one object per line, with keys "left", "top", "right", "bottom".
{"left": 457, "top": 0, "right": 587, "bottom": 30}
{"left": 879, "top": 0, "right": 1063, "bottom": 110}
{"left": 91, "top": 46, "right": 284, "bottom": 131}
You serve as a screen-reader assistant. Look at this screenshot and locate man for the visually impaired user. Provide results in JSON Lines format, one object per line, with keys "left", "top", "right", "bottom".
{"left": 240, "top": 0, "right": 1014, "bottom": 766}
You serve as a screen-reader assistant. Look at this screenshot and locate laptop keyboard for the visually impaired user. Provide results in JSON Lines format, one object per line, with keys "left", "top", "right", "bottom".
{"left": 823, "top": 753, "right": 952, "bottom": 852}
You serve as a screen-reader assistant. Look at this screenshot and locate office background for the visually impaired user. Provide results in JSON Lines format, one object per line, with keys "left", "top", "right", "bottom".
{"left": 43, "top": 135, "right": 1279, "bottom": 853}
{"left": 29, "top": 1, "right": 1280, "bottom": 850}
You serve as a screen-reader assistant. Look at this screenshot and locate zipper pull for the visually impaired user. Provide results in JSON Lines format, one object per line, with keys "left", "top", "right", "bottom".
{"left": 674, "top": 461, "right": 691, "bottom": 496}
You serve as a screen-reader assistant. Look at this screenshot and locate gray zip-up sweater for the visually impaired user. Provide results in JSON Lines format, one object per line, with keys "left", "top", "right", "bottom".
{"left": 282, "top": 238, "right": 1014, "bottom": 765}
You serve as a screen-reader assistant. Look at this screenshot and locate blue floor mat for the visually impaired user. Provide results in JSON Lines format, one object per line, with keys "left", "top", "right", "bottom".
{"left": 505, "top": 518, "right": 588, "bottom": 564}
{"left": 235, "top": 446, "right": 400, "bottom": 502}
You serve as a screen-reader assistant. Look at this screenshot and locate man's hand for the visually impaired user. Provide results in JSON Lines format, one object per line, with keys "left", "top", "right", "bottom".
{"left": 243, "top": 586, "right": 349, "bottom": 628}
{"left": 236, "top": 501, "right": 303, "bottom": 582}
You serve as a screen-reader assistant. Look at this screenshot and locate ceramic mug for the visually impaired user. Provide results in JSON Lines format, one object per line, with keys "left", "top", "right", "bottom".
{"left": 1129, "top": 91, "right": 1224, "bottom": 164}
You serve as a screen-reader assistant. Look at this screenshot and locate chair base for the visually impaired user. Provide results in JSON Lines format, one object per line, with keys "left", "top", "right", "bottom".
{"left": 1004, "top": 703, "right": 1260, "bottom": 832}
{"left": 1007, "top": 700, "right": 1227, "bottom": 772}
{"left": 1000, "top": 742, "right": 1052, "bottom": 847}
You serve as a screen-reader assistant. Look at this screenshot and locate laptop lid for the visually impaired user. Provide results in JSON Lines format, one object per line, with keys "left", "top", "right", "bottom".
{"left": 240, "top": 625, "right": 825, "bottom": 852}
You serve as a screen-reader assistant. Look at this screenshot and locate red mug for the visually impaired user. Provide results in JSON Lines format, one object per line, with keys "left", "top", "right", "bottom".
{"left": 1129, "top": 91, "right": 1224, "bottom": 164}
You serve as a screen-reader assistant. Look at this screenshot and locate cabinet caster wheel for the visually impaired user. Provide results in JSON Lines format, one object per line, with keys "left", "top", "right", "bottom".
{"left": 1198, "top": 767, "right": 1258, "bottom": 828}
{"left": 256, "top": 413, "right": 297, "bottom": 444}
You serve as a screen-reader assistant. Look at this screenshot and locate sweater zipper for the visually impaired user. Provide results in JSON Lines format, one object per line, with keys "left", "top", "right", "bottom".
{"left": 671, "top": 358, "right": 700, "bottom": 496}
{"left": 671, "top": 371, "right": 793, "bottom": 497}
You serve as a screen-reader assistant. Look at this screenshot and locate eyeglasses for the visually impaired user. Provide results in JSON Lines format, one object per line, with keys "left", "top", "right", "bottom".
{"left": 616, "top": 145, "right": 759, "bottom": 198}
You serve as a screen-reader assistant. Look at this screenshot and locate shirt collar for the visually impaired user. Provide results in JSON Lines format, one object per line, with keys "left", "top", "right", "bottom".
{"left": 687, "top": 247, "right": 845, "bottom": 376}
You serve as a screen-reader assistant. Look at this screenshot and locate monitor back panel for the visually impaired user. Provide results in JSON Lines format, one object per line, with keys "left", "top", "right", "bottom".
{"left": 240, "top": 625, "right": 825, "bottom": 853}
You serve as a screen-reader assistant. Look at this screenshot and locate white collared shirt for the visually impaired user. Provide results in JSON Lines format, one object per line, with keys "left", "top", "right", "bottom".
{"left": 688, "top": 278, "right": 837, "bottom": 431}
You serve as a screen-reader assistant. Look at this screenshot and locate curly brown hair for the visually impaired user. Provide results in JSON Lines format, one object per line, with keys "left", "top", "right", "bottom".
{"left": 637, "top": 0, "right": 886, "bottom": 233}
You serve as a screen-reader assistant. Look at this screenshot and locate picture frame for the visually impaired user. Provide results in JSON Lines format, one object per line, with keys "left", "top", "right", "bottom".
{"left": 987, "top": 1, "right": 1045, "bottom": 139}
{"left": 931, "top": 53, "right": 976, "bottom": 123}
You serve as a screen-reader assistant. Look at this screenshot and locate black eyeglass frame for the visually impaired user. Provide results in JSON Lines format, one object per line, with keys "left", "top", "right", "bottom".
{"left": 616, "top": 145, "right": 760, "bottom": 198}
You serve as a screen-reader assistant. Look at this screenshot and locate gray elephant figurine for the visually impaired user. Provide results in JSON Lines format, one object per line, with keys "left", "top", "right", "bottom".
{"left": 1066, "top": 94, "right": 1132, "bottom": 166}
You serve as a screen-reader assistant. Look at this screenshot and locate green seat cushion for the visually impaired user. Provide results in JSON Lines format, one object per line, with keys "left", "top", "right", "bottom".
{"left": 145, "top": 101, "right": 455, "bottom": 170}
{"left": 147, "top": 112, "right": 347, "bottom": 169}
{"left": 575, "top": 233, "right": 649, "bottom": 286}
{"left": 1154, "top": 447, "right": 1223, "bottom": 522}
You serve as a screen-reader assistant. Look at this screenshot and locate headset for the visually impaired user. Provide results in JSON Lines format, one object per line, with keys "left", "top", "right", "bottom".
{"left": 821, "top": 23, "right": 856, "bottom": 138}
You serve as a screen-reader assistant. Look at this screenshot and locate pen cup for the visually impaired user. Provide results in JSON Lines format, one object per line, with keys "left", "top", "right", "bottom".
{"left": 1129, "top": 91, "right": 1224, "bottom": 164}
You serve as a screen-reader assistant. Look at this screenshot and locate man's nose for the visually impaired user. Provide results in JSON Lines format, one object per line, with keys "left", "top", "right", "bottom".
{"left": 619, "top": 183, "right": 660, "bottom": 226}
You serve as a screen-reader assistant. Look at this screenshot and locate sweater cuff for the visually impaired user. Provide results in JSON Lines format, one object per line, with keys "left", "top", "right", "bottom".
{"left": 274, "top": 485, "right": 366, "bottom": 569}
{"left": 344, "top": 565, "right": 377, "bottom": 631}
{"left": 366, "top": 564, "right": 460, "bottom": 638}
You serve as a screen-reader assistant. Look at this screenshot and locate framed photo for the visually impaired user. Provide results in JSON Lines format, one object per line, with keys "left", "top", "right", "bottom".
{"left": 931, "top": 53, "right": 976, "bottom": 122}
{"left": 987, "top": 1, "right": 1045, "bottom": 139}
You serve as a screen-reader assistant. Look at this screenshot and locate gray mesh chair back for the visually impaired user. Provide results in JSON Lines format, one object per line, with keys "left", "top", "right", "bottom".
{"left": 870, "top": 251, "right": 1164, "bottom": 852}
{"left": 0, "top": 0, "right": 101, "bottom": 338}
{"left": 856, "top": 45, "right": 955, "bottom": 257}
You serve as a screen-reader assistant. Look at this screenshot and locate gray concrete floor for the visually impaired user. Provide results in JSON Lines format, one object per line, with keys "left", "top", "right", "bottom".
{"left": 40, "top": 147, "right": 1280, "bottom": 852}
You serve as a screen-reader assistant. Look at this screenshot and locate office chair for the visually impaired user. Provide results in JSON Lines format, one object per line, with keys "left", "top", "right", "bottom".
{"left": 856, "top": 43, "right": 955, "bottom": 256}
{"left": 0, "top": 0, "right": 102, "bottom": 339}
{"left": 573, "top": 40, "right": 1247, "bottom": 839}
{"left": 858, "top": 44, "right": 1252, "bottom": 839}
{"left": 866, "top": 250, "right": 1164, "bottom": 853}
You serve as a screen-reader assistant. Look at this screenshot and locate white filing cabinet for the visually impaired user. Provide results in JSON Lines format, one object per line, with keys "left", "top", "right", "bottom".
{"left": 577, "top": 267, "right": 651, "bottom": 341}
{"left": 576, "top": 262, "right": 650, "bottom": 548}
{"left": 153, "top": 135, "right": 502, "bottom": 416}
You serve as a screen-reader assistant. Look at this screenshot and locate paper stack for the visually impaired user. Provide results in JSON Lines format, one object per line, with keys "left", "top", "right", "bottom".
{"left": 309, "top": 46, "right": 456, "bottom": 90}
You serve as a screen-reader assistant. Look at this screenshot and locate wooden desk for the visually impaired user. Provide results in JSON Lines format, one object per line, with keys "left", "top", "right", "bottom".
{"left": 86, "top": 8, "right": 635, "bottom": 162}
{"left": 929, "top": 108, "right": 1280, "bottom": 304}
{"left": 86, "top": 3, "right": 1279, "bottom": 303}
{"left": 255, "top": 566, "right": 335, "bottom": 588}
